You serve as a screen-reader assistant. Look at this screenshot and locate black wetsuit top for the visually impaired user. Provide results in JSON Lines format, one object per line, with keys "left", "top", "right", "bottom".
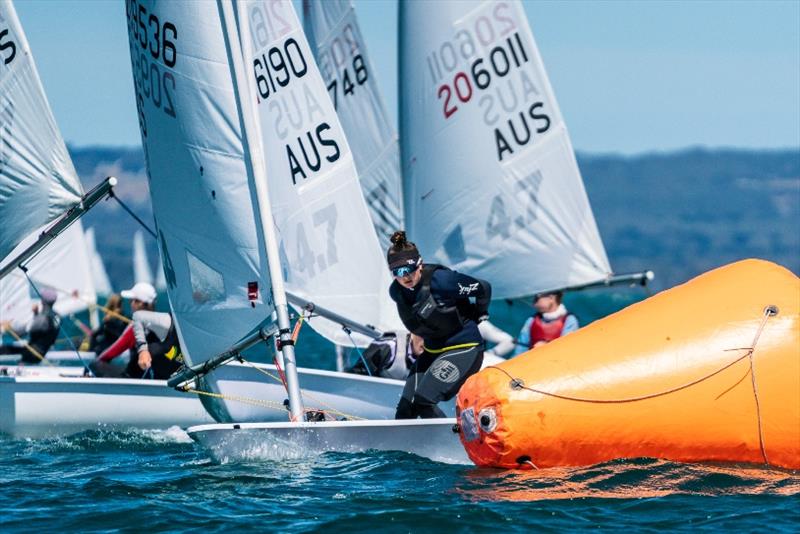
{"left": 389, "top": 265, "right": 491, "bottom": 351}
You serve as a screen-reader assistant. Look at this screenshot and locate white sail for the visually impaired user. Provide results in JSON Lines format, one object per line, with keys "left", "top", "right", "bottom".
{"left": 132, "top": 229, "right": 153, "bottom": 285}
{"left": 0, "top": 0, "right": 83, "bottom": 261}
{"left": 235, "top": 0, "right": 401, "bottom": 345}
{"left": 1, "top": 220, "right": 96, "bottom": 325}
{"left": 84, "top": 227, "right": 112, "bottom": 295}
{"left": 124, "top": 0, "right": 278, "bottom": 367}
{"left": 399, "top": 0, "right": 611, "bottom": 299}
{"left": 154, "top": 256, "right": 166, "bottom": 292}
{"left": 302, "top": 0, "right": 404, "bottom": 250}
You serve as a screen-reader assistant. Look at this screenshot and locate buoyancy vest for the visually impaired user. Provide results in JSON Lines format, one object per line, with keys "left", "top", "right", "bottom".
{"left": 529, "top": 313, "right": 568, "bottom": 346}
{"left": 395, "top": 264, "right": 466, "bottom": 341}
{"left": 126, "top": 321, "right": 184, "bottom": 379}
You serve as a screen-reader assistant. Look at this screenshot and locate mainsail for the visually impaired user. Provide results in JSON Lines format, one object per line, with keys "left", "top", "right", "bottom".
{"left": 302, "top": 0, "right": 404, "bottom": 250}
{"left": 236, "top": 0, "right": 401, "bottom": 344}
{"left": 399, "top": 0, "right": 611, "bottom": 299}
{"left": 0, "top": 0, "right": 83, "bottom": 260}
{"left": 132, "top": 229, "right": 154, "bottom": 285}
{"left": 124, "top": 0, "right": 278, "bottom": 367}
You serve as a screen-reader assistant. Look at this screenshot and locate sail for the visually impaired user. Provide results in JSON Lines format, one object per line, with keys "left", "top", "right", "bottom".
{"left": 302, "top": 0, "right": 404, "bottom": 250}
{"left": 0, "top": 219, "right": 96, "bottom": 325}
{"left": 124, "top": 0, "right": 277, "bottom": 366}
{"left": 154, "top": 256, "right": 167, "bottom": 292}
{"left": 84, "top": 227, "right": 112, "bottom": 295}
{"left": 399, "top": 0, "right": 611, "bottom": 299}
{"left": 0, "top": 0, "right": 83, "bottom": 261}
{"left": 131, "top": 230, "right": 153, "bottom": 285}
{"left": 234, "top": 0, "right": 402, "bottom": 344}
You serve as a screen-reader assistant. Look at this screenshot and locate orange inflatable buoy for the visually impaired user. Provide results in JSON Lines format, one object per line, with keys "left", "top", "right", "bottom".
{"left": 457, "top": 259, "right": 800, "bottom": 469}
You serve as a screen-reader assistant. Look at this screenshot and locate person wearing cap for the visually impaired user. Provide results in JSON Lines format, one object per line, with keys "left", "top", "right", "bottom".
{"left": 90, "top": 282, "right": 156, "bottom": 376}
{"left": 387, "top": 230, "right": 491, "bottom": 419}
{"left": 513, "top": 290, "right": 579, "bottom": 356}
{"left": 0, "top": 288, "right": 61, "bottom": 364}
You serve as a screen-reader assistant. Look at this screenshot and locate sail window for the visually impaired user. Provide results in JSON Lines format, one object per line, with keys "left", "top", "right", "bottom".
{"left": 186, "top": 251, "right": 224, "bottom": 304}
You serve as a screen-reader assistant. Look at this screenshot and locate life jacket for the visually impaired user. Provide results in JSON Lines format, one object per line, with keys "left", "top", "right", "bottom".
{"left": 126, "top": 321, "right": 184, "bottom": 379}
{"left": 395, "top": 264, "right": 466, "bottom": 341}
{"left": 529, "top": 313, "right": 568, "bottom": 347}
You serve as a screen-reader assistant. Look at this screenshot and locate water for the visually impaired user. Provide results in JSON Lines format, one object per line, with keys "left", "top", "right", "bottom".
{"left": 3, "top": 288, "right": 798, "bottom": 531}
{"left": 1, "top": 428, "right": 797, "bottom": 532}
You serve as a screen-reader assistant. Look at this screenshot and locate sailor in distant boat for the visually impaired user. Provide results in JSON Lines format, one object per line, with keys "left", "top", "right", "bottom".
{"left": 513, "top": 291, "right": 578, "bottom": 355}
{"left": 0, "top": 288, "right": 60, "bottom": 364}
{"left": 88, "top": 293, "right": 127, "bottom": 355}
{"left": 90, "top": 282, "right": 155, "bottom": 377}
{"left": 387, "top": 231, "right": 490, "bottom": 419}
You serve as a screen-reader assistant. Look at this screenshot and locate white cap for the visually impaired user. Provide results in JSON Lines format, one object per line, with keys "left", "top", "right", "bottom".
{"left": 120, "top": 282, "right": 157, "bottom": 304}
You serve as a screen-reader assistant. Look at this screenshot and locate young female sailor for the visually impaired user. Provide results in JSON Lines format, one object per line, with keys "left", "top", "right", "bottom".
{"left": 387, "top": 231, "right": 491, "bottom": 418}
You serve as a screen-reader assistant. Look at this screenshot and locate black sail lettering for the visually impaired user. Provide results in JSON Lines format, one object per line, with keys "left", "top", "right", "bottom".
{"left": 0, "top": 29, "right": 17, "bottom": 65}
{"left": 316, "top": 122, "right": 340, "bottom": 163}
{"left": 494, "top": 128, "right": 513, "bottom": 161}
{"left": 287, "top": 144, "right": 306, "bottom": 184}
{"left": 509, "top": 112, "right": 531, "bottom": 146}
{"left": 529, "top": 102, "right": 551, "bottom": 133}
{"left": 299, "top": 131, "right": 321, "bottom": 172}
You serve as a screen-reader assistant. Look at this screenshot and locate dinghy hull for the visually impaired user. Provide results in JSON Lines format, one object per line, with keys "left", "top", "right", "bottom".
{"left": 457, "top": 260, "right": 800, "bottom": 469}
{"left": 187, "top": 418, "right": 469, "bottom": 464}
{"left": 0, "top": 376, "right": 213, "bottom": 438}
{"left": 0, "top": 363, "right": 413, "bottom": 438}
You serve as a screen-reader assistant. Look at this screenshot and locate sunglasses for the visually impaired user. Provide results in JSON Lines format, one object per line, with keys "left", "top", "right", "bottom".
{"left": 392, "top": 265, "right": 418, "bottom": 278}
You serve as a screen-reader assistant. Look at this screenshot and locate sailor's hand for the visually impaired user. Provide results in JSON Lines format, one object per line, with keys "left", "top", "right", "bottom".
{"left": 0, "top": 320, "right": 9, "bottom": 332}
{"left": 138, "top": 349, "right": 153, "bottom": 370}
{"left": 533, "top": 340, "right": 548, "bottom": 348}
{"left": 409, "top": 333, "right": 424, "bottom": 356}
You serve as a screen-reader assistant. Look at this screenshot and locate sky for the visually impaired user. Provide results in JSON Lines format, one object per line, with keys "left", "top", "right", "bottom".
{"left": 11, "top": 0, "right": 800, "bottom": 155}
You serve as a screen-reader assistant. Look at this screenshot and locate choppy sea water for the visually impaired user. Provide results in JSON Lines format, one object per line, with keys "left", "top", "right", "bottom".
{"left": 4, "top": 289, "right": 798, "bottom": 531}
{"left": 1, "top": 428, "right": 798, "bottom": 533}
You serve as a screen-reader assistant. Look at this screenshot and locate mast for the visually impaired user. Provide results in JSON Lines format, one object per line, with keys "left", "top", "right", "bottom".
{"left": 217, "top": 0, "right": 304, "bottom": 421}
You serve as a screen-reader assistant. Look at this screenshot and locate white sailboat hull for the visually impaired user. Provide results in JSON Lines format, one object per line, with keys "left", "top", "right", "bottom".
{"left": 187, "top": 418, "right": 469, "bottom": 464}
{"left": 208, "top": 362, "right": 414, "bottom": 422}
{"left": 0, "top": 376, "right": 213, "bottom": 438}
{"left": 0, "top": 363, "right": 414, "bottom": 438}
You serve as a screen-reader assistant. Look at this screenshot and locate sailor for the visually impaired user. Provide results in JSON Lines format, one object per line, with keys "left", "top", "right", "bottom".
{"left": 387, "top": 231, "right": 491, "bottom": 419}
{"left": 0, "top": 288, "right": 60, "bottom": 364}
{"left": 127, "top": 309, "right": 184, "bottom": 379}
{"left": 90, "top": 282, "right": 156, "bottom": 377}
{"left": 88, "top": 293, "right": 127, "bottom": 355}
{"left": 513, "top": 290, "right": 579, "bottom": 355}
